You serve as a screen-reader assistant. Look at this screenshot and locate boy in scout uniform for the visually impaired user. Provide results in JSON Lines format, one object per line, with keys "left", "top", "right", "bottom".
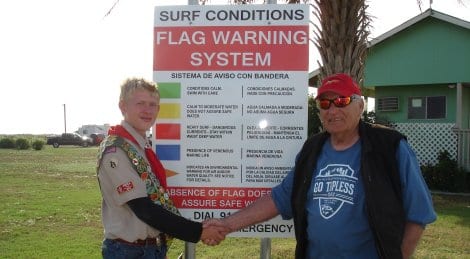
{"left": 97, "top": 78, "right": 226, "bottom": 259}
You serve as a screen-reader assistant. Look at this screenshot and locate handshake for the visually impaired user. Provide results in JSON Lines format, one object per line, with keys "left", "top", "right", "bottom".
{"left": 200, "top": 218, "right": 233, "bottom": 246}
{"left": 196, "top": 195, "right": 277, "bottom": 245}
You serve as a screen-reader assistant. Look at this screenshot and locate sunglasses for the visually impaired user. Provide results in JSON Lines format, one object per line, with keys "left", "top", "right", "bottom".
{"left": 316, "top": 96, "right": 358, "bottom": 110}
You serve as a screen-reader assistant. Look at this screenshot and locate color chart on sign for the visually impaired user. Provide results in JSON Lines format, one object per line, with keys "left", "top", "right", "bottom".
{"left": 155, "top": 82, "right": 181, "bottom": 161}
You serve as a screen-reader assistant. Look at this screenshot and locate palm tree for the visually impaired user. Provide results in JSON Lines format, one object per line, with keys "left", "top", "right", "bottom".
{"left": 310, "top": 0, "right": 370, "bottom": 85}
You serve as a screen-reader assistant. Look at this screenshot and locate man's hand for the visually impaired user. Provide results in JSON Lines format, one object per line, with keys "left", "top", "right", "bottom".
{"left": 200, "top": 219, "right": 230, "bottom": 246}
{"left": 200, "top": 195, "right": 279, "bottom": 246}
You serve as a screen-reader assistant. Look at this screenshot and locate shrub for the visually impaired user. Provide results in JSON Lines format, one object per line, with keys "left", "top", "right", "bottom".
{"left": 362, "top": 111, "right": 391, "bottom": 126}
{"left": 15, "top": 138, "right": 31, "bottom": 150}
{"left": 307, "top": 95, "right": 322, "bottom": 136}
{"left": 0, "top": 138, "right": 16, "bottom": 148}
{"left": 32, "top": 139, "right": 45, "bottom": 150}
{"left": 421, "top": 150, "right": 469, "bottom": 193}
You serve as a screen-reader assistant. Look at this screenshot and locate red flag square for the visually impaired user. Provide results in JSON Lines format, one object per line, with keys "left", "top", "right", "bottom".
{"left": 155, "top": 123, "right": 181, "bottom": 140}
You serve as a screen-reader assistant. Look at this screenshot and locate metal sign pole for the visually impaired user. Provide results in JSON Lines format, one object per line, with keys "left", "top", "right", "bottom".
{"left": 184, "top": 242, "right": 196, "bottom": 259}
{"left": 260, "top": 3, "right": 276, "bottom": 259}
{"left": 260, "top": 238, "right": 272, "bottom": 259}
{"left": 260, "top": 0, "right": 276, "bottom": 255}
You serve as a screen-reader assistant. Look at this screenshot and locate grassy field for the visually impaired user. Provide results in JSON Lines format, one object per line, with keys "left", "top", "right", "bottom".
{"left": 0, "top": 146, "right": 469, "bottom": 258}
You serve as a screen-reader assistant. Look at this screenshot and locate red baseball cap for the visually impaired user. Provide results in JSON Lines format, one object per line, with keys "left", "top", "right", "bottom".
{"left": 316, "top": 73, "right": 361, "bottom": 99}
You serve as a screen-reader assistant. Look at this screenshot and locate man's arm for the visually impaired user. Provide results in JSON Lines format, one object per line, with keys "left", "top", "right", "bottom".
{"left": 128, "top": 197, "right": 226, "bottom": 243}
{"left": 205, "top": 194, "right": 279, "bottom": 233}
{"left": 401, "top": 222, "right": 425, "bottom": 259}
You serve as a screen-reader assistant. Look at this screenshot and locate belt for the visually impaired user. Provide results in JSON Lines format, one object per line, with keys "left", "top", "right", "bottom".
{"left": 114, "top": 237, "right": 162, "bottom": 247}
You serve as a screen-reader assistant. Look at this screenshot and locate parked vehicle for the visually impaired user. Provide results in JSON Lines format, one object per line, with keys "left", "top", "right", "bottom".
{"left": 76, "top": 124, "right": 109, "bottom": 138}
{"left": 90, "top": 133, "right": 106, "bottom": 145}
{"left": 46, "top": 133, "right": 93, "bottom": 148}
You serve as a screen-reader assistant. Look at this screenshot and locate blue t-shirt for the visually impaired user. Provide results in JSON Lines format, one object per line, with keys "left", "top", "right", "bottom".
{"left": 272, "top": 138, "right": 437, "bottom": 258}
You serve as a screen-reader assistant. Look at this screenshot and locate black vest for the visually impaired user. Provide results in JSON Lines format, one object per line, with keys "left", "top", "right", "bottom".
{"left": 291, "top": 121, "right": 406, "bottom": 259}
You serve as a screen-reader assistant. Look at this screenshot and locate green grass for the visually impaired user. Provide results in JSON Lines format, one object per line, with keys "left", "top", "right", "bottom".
{"left": 0, "top": 146, "right": 469, "bottom": 258}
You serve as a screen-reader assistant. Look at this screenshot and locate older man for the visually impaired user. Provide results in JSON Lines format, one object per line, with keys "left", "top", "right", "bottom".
{"left": 205, "top": 73, "right": 436, "bottom": 259}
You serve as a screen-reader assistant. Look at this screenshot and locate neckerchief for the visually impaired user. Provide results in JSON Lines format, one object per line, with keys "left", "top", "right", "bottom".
{"left": 108, "top": 125, "right": 167, "bottom": 189}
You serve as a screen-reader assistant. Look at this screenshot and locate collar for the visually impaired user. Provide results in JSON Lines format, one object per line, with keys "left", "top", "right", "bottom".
{"left": 121, "top": 121, "right": 148, "bottom": 150}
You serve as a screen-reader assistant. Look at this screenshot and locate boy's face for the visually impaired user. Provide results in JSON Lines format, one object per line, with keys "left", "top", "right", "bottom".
{"left": 119, "top": 89, "right": 159, "bottom": 137}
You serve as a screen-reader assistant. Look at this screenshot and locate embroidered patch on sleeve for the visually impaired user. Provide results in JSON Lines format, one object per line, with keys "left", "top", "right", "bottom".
{"left": 117, "top": 181, "right": 134, "bottom": 194}
{"left": 104, "top": 146, "right": 117, "bottom": 154}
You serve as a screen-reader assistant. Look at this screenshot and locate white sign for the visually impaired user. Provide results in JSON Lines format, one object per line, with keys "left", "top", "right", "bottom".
{"left": 153, "top": 4, "right": 309, "bottom": 237}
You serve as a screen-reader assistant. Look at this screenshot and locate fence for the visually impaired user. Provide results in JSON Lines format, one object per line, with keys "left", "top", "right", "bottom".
{"left": 453, "top": 128, "right": 470, "bottom": 171}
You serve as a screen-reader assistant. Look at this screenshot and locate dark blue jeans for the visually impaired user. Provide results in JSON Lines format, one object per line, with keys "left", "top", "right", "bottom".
{"left": 102, "top": 239, "right": 167, "bottom": 259}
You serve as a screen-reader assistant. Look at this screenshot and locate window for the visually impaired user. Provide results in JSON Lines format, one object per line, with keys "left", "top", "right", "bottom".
{"left": 377, "top": 97, "right": 399, "bottom": 111}
{"left": 427, "top": 96, "right": 446, "bottom": 119}
{"left": 408, "top": 96, "right": 446, "bottom": 119}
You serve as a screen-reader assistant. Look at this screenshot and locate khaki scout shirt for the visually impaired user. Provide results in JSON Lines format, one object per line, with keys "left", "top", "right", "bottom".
{"left": 97, "top": 121, "right": 159, "bottom": 242}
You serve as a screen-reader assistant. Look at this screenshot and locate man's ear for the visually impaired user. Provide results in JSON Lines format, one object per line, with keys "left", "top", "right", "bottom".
{"left": 357, "top": 99, "right": 365, "bottom": 118}
{"left": 360, "top": 100, "right": 365, "bottom": 112}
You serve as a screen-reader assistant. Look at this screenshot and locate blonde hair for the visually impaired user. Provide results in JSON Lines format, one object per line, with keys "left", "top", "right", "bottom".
{"left": 119, "top": 78, "right": 159, "bottom": 102}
